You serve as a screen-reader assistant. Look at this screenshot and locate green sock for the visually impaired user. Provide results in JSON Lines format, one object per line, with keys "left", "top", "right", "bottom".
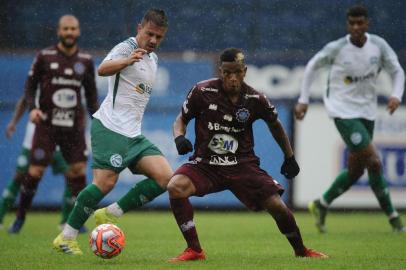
{"left": 117, "top": 178, "right": 165, "bottom": 213}
{"left": 67, "top": 184, "right": 104, "bottom": 230}
{"left": 0, "top": 179, "right": 21, "bottom": 224}
{"left": 323, "top": 170, "right": 357, "bottom": 204}
{"left": 368, "top": 173, "right": 395, "bottom": 216}
{"left": 60, "top": 184, "right": 74, "bottom": 224}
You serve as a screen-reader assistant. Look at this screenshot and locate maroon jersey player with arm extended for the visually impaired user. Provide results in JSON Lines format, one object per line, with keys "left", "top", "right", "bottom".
{"left": 167, "top": 48, "right": 328, "bottom": 262}
{"left": 8, "top": 14, "right": 98, "bottom": 233}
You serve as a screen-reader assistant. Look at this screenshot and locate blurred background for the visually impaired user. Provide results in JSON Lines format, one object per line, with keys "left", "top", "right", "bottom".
{"left": 0, "top": 0, "right": 405, "bottom": 210}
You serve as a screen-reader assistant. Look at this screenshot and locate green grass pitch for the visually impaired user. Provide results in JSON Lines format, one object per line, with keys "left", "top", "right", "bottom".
{"left": 0, "top": 211, "right": 405, "bottom": 270}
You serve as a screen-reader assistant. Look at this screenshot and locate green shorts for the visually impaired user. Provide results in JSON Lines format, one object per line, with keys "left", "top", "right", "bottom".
{"left": 91, "top": 118, "right": 163, "bottom": 173}
{"left": 334, "top": 118, "right": 375, "bottom": 151}
{"left": 16, "top": 147, "right": 68, "bottom": 174}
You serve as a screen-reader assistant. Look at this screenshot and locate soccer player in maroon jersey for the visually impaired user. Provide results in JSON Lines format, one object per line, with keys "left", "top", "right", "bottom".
{"left": 167, "top": 48, "right": 327, "bottom": 262}
{"left": 7, "top": 14, "right": 98, "bottom": 233}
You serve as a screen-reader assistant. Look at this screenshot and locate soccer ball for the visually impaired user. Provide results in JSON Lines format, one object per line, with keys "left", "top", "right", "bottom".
{"left": 89, "top": 224, "right": 125, "bottom": 259}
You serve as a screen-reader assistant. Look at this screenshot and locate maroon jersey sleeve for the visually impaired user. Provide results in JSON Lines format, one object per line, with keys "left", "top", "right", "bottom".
{"left": 256, "top": 93, "right": 278, "bottom": 124}
{"left": 181, "top": 86, "right": 204, "bottom": 123}
{"left": 24, "top": 52, "right": 43, "bottom": 111}
{"left": 82, "top": 58, "right": 99, "bottom": 116}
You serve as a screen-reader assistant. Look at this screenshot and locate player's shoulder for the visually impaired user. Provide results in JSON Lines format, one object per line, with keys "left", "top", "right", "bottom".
{"left": 194, "top": 78, "right": 221, "bottom": 94}
{"left": 149, "top": 52, "right": 158, "bottom": 65}
{"left": 243, "top": 83, "right": 270, "bottom": 103}
{"left": 323, "top": 36, "right": 348, "bottom": 52}
{"left": 77, "top": 50, "right": 93, "bottom": 61}
{"left": 368, "top": 33, "right": 390, "bottom": 49}
{"left": 39, "top": 46, "right": 58, "bottom": 57}
{"left": 120, "top": 37, "right": 138, "bottom": 50}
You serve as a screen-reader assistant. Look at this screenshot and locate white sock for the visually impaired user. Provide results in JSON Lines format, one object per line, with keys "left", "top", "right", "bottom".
{"left": 319, "top": 197, "right": 329, "bottom": 208}
{"left": 389, "top": 211, "right": 399, "bottom": 219}
{"left": 63, "top": 224, "right": 79, "bottom": 239}
{"left": 106, "top": 202, "right": 124, "bottom": 217}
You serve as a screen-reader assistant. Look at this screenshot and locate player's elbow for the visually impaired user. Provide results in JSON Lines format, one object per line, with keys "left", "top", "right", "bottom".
{"left": 97, "top": 65, "right": 109, "bottom": 76}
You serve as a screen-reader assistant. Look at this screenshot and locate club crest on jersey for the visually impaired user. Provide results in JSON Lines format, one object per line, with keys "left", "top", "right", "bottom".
{"left": 50, "top": 62, "right": 59, "bottom": 69}
{"left": 235, "top": 108, "right": 250, "bottom": 123}
{"left": 134, "top": 83, "right": 152, "bottom": 95}
{"left": 110, "top": 154, "right": 123, "bottom": 167}
{"left": 369, "top": 56, "right": 378, "bottom": 65}
{"left": 74, "top": 62, "right": 85, "bottom": 75}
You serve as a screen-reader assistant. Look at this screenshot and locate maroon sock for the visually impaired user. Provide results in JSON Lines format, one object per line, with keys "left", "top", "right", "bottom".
{"left": 274, "top": 209, "right": 306, "bottom": 255}
{"left": 170, "top": 198, "right": 202, "bottom": 252}
{"left": 66, "top": 175, "right": 86, "bottom": 197}
{"left": 13, "top": 173, "right": 26, "bottom": 184}
{"left": 17, "top": 174, "right": 41, "bottom": 219}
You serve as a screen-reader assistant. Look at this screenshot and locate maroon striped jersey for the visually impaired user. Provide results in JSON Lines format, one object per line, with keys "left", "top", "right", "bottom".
{"left": 181, "top": 78, "right": 278, "bottom": 166}
{"left": 24, "top": 45, "right": 98, "bottom": 128}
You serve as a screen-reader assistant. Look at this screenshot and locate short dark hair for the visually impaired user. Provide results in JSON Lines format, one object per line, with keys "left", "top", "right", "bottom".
{"left": 347, "top": 5, "right": 368, "bottom": 18}
{"left": 220, "top": 48, "right": 245, "bottom": 64}
{"left": 141, "top": 8, "right": 168, "bottom": 27}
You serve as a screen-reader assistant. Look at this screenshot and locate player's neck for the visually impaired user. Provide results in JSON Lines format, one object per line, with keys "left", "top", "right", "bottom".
{"left": 350, "top": 35, "right": 367, "bottom": 48}
{"left": 57, "top": 43, "right": 78, "bottom": 56}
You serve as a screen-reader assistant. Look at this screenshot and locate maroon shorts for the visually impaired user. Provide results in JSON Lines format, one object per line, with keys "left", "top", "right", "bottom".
{"left": 31, "top": 123, "right": 87, "bottom": 166}
{"left": 174, "top": 162, "right": 284, "bottom": 211}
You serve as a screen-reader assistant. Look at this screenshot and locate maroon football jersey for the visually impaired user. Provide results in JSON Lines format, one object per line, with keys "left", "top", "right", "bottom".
{"left": 24, "top": 45, "right": 98, "bottom": 128}
{"left": 181, "top": 78, "right": 278, "bottom": 165}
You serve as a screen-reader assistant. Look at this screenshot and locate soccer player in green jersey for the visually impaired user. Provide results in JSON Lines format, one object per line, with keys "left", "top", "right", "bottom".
{"left": 295, "top": 5, "right": 405, "bottom": 233}
{"left": 53, "top": 9, "right": 172, "bottom": 255}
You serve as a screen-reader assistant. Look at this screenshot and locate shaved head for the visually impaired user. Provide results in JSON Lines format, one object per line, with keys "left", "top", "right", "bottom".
{"left": 58, "top": 15, "right": 79, "bottom": 29}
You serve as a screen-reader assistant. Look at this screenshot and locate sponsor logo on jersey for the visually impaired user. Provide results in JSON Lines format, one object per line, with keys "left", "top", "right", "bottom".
{"left": 343, "top": 72, "right": 375, "bottom": 85}
{"left": 74, "top": 62, "right": 85, "bottom": 75}
{"left": 350, "top": 132, "right": 362, "bottom": 145}
{"left": 209, "top": 134, "right": 238, "bottom": 154}
{"left": 209, "top": 155, "right": 237, "bottom": 165}
{"left": 52, "top": 89, "right": 78, "bottom": 108}
{"left": 223, "top": 114, "right": 233, "bottom": 122}
{"left": 201, "top": 87, "right": 219, "bottom": 93}
{"left": 134, "top": 83, "right": 152, "bottom": 95}
{"left": 110, "top": 154, "right": 123, "bottom": 167}
{"left": 64, "top": 68, "right": 73, "bottom": 75}
{"left": 207, "top": 122, "right": 244, "bottom": 133}
{"left": 50, "top": 62, "right": 59, "bottom": 69}
{"left": 52, "top": 77, "right": 81, "bottom": 87}
{"left": 235, "top": 108, "right": 250, "bottom": 123}
{"left": 244, "top": 94, "right": 260, "bottom": 99}
{"left": 209, "top": 104, "right": 218, "bottom": 110}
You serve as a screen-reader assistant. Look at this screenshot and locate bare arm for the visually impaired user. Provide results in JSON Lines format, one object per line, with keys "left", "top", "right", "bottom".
{"left": 5, "top": 96, "right": 27, "bottom": 138}
{"left": 173, "top": 112, "right": 193, "bottom": 155}
{"left": 267, "top": 119, "right": 294, "bottom": 158}
{"left": 173, "top": 113, "right": 188, "bottom": 139}
{"left": 98, "top": 48, "right": 147, "bottom": 76}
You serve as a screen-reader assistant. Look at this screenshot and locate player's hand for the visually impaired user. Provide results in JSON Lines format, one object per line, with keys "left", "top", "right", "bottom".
{"left": 294, "top": 103, "right": 308, "bottom": 120}
{"left": 280, "top": 155, "right": 300, "bottom": 179}
{"left": 174, "top": 135, "right": 193, "bottom": 155}
{"left": 386, "top": 97, "right": 400, "bottom": 115}
{"left": 29, "top": 109, "right": 46, "bottom": 124}
{"left": 126, "top": 48, "right": 148, "bottom": 65}
{"left": 5, "top": 122, "right": 16, "bottom": 139}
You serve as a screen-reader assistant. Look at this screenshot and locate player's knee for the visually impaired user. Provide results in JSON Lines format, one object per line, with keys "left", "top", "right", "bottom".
{"left": 347, "top": 169, "right": 364, "bottom": 181}
{"left": 66, "top": 163, "right": 86, "bottom": 177}
{"left": 28, "top": 166, "right": 45, "bottom": 178}
{"left": 366, "top": 157, "right": 382, "bottom": 174}
{"left": 167, "top": 177, "right": 191, "bottom": 198}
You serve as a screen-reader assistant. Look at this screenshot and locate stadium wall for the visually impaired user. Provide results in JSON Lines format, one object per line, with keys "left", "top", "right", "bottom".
{"left": 0, "top": 53, "right": 405, "bottom": 210}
